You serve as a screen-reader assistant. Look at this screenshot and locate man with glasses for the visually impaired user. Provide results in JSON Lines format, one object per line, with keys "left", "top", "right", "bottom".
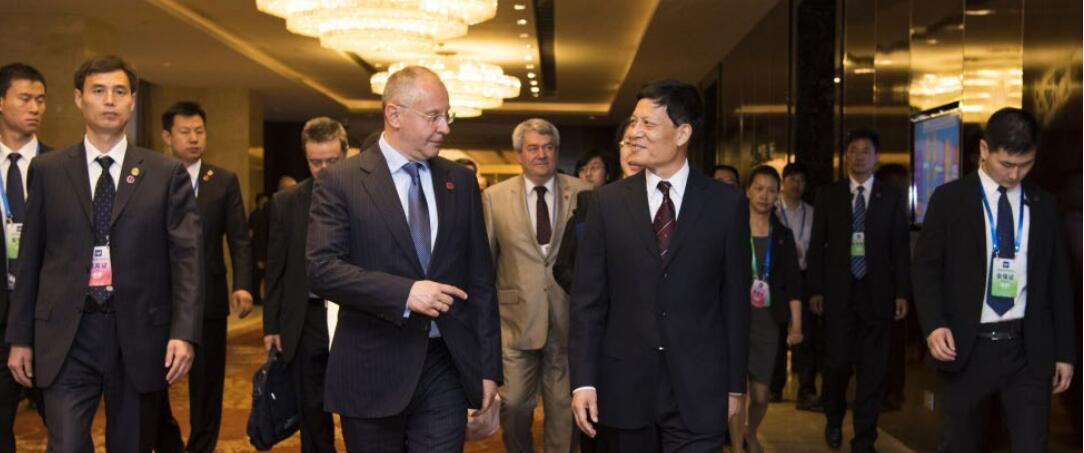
{"left": 263, "top": 117, "right": 347, "bottom": 452}
{"left": 307, "top": 66, "right": 500, "bottom": 451}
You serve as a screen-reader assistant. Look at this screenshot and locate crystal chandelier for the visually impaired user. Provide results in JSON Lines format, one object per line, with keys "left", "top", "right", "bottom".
{"left": 371, "top": 58, "right": 521, "bottom": 118}
{"left": 255, "top": 0, "right": 498, "bottom": 60}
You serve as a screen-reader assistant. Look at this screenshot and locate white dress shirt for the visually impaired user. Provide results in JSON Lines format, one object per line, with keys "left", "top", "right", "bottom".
{"left": 645, "top": 159, "right": 690, "bottom": 219}
{"left": 185, "top": 159, "right": 202, "bottom": 197}
{"left": 379, "top": 135, "right": 438, "bottom": 249}
{"left": 977, "top": 168, "right": 1029, "bottom": 323}
{"left": 0, "top": 136, "right": 39, "bottom": 206}
{"left": 776, "top": 197, "right": 813, "bottom": 270}
{"left": 85, "top": 135, "right": 127, "bottom": 195}
{"left": 849, "top": 175, "right": 874, "bottom": 207}
{"left": 523, "top": 175, "right": 556, "bottom": 255}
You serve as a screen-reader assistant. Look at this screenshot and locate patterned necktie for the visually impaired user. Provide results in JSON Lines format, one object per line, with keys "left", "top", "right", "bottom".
{"left": 653, "top": 181, "right": 676, "bottom": 257}
{"left": 851, "top": 186, "right": 867, "bottom": 278}
{"left": 7, "top": 154, "right": 25, "bottom": 223}
{"left": 534, "top": 186, "right": 551, "bottom": 245}
{"left": 987, "top": 186, "right": 1015, "bottom": 315}
{"left": 90, "top": 156, "right": 115, "bottom": 304}
{"left": 403, "top": 162, "right": 431, "bottom": 275}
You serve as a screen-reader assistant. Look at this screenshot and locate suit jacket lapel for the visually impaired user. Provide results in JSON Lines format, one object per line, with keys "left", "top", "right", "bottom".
{"left": 358, "top": 147, "right": 424, "bottom": 276}
{"left": 62, "top": 145, "right": 94, "bottom": 229}
{"left": 110, "top": 145, "right": 144, "bottom": 227}
{"left": 429, "top": 158, "right": 454, "bottom": 265}
{"left": 963, "top": 173, "right": 989, "bottom": 313}
{"left": 511, "top": 176, "right": 548, "bottom": 261}
{"left": 663, "top": 170, "right": 707, "bottom": 268}
{"left": 623, "top": 172, "right": 661, "bottom": 261}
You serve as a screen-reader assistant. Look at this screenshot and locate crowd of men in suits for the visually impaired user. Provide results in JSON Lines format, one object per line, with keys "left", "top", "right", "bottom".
{"left": 0, "top": 54, "right": 1074, "bottom": 453}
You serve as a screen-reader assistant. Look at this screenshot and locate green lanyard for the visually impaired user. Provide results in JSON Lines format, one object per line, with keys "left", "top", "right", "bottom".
{"left": 750, "top": 225, "right": 773, "bottom": 280}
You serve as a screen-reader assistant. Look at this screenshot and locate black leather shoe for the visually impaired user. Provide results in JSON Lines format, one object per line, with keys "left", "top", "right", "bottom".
{"left": 825, "top": 425, "right": 843, "bottom": 449}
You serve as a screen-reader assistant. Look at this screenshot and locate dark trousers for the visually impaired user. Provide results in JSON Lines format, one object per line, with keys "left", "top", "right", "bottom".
{"left": 940, "top": 335, "right": 1050, "bottom": 453}
{"left": 0, "top": 336, "right": 47, "bottom": 453}
{"left": 794, "top": 300, "right": 824, "bottom": 397}
{"left": 883, "top": 316, "right": 907, "bottom": 405}
{"left": 289, "top": 302, "right": 335, "bottom": 453}
{"left": 770, "top": 328, "right": 787, "bottom": 396}
{"left": 597, "top": 353, "right": 724, "bottom": 453}
{"left": 43, "top": 309, "right": 161, "bottom": 452}
{"left": 340, "top": 339, "right": 467, "bottom": 453}
{"left": 156, "top": 317, "right": 227, "bottom": 453}
{"left": 823, "top": 278, "right": 890, "bottom": 450}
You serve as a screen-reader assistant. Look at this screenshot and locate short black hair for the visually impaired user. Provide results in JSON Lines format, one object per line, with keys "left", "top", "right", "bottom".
{"left": 74, "top": 55, "right": 138, "bottom": 93}
{"left": 712, "top": 164, "right": 741, "bottom": 185}
{"left": 162, "top": 101, "right": 206, "bottom": 132}
{"left": 635, "top": 79, "right": 703, "bottom": 131}
{"left": 782, "top": 162, "right": 809, "bottom": 179}
{"left": 0, "top": 63, "right": 46, "bottom": 97}
{"left": 747, "top": 165, "right": 781, "bottom": 189}
{"left": 845, "top": 128, "right": 880, "bottom": 152}
{"left": 984, "top": 107, "right": 1040, "bottom": 154}
{"left": 255, "top": 192, "right": 270, "bottom": 203}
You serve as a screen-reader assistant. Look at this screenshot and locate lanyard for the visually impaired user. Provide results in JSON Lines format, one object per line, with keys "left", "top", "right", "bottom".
{"left": 0, "top": 144, "right": 34, "bottom": 223}
{"left": 979, "top": 187, "right": 1025, "bottom": 254}
{"left": 750, "top": 225, "right": 773, "bottom": 280}
{"left": 778, "top": 201, "right": 806, "bottom": 241}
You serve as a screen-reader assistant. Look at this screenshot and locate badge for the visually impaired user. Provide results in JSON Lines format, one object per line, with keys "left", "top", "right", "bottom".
{"left": 5, "top": 222, "right": 21, "bottom": 260}
{"left": 126, "top": 175, "right": 136, "bottom": 184}
{"left": 88, "top": 245, "right": 113, "bottom": 287}
{"left": 130, "top": 167, "right": 140, "bottom": 177}
{"left": 750, "top": 279, "right": 771, "bottom": 308}
{"left": 446, "top": 181, "right": 455, "bottom": 190}
{"left": 850, "top": 232, "right": 866, "bottom": 257}
{"left": 990, "top": 257, "right": 1018, "bottom": 299}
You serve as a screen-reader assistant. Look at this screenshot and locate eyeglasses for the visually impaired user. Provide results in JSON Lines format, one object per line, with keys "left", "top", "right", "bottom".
{"left": 392, "top": 104, "right": 455, "bottom": 125}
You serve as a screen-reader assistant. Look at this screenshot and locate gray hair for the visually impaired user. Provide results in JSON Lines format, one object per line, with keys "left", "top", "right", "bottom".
{"left": 512, "top": 118, "right": 560, "bottom": 152}
{"left": 383, "top": 65, "right": 443, "bottom": 108}
{"left": 301, "top": 116, "right": 348, "bottom": 153}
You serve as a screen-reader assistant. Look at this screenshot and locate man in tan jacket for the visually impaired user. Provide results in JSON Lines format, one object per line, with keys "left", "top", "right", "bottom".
{"left": 483, "top": 118, "right": 591, "bottom": 453}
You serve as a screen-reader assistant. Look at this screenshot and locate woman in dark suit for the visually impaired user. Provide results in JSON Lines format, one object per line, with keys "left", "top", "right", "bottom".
{"left": 730, "top": 165, "right": 804, "bottom": 453}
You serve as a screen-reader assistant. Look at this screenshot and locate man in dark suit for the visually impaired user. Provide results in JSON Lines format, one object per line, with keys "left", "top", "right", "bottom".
{"left": 807, "top": 128, "right": 911, "bottom": 452}
{"left": 913, "top": 107, "right": 1074, "bottom": 452}
{"left": 5, "top": 55, "right": 202, "bottom": 451}
{"left": 0, "top": 62, "right": 51, "bottom": 450}
{"left": 263, "top": 116, "right": 346, "bottom": 453}
{"left": 307, "top": 66, "right": 500, "bottom": 451}
{"left": 569, "top": 79, "right": 750, "bottom": 452}
{"left": 154, "top": 101, "right": 252, "bottom": 453}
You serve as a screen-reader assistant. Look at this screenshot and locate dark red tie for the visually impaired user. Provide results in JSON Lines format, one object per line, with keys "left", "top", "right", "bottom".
{"left": 535, "top": 186, "right": 551, "bottom": 245}
{"left": 653, "top": 181, "right": 676, "bottom": 257}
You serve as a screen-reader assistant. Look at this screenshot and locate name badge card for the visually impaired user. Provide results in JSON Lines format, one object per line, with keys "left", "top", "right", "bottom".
{"left": 990, "top": 257, "right": 1018, "bottom": 299}
{"left": 88, "top": 245, "right": 113, "bottom": 287}
{"left": 851, "top": 232, "right": 866, "bottom": 257}
{"left": 5, "top": 222, "right": 20, "bottom": 261}
{"left": 750, "top": 279, "right": 771, "bottom": 308}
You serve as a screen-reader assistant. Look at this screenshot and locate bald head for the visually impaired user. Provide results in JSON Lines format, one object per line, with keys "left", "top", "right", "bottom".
{"left": 382, "top": 66, "right": 446, "bottom": 109}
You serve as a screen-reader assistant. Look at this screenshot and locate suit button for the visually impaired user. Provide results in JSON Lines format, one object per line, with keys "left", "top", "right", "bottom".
{"left": 660, "top": 311, "right": 667, "bottom": 317}
{"left": 663, "top": 273, "right": 669, "bottom": 278}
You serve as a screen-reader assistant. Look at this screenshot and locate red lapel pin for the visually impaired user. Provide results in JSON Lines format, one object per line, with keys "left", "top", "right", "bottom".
{"left": 446, "top": 181, "right": 455, "bottom": 190}
{"left": 126, "top": 175, "right": 136, "bottom": 184}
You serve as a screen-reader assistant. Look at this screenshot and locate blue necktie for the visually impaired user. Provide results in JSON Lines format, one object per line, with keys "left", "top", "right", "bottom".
{"left": 403, "top": 162, "right": 440, "bottom": 337}
{"left": 6, "top": 154, "right": 25, "bottom": 282}
{"left": 987, "top": 186, "right": 1015, "bottom": 315}
{"left": 851, "top": 186, "right": 867, "bottom": 278}
{"left": 90, "top": 156, "right": 115, "bottom": 304}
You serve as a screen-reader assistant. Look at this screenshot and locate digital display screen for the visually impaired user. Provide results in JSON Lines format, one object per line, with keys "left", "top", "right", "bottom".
{"left": 911, "top": 106, "right": 961, "bottom": 226}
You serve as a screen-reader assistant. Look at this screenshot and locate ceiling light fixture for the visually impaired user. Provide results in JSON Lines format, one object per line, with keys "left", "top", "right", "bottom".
{"left": 370, "top": 57, "right": 521, "bottom": 118}
{"left": 526, "top": 72, "right": 536, "bottom": 79}
{"left": 513, "top": 4, "right": 526, "bottom": 10}
{"left": 516, "top": 19, "right": 528, "bottom": 25}
{"left": 255, "top": 0, "right": 498, "bottom": 61}
{"left": 519, "top": 33, "right": 529, "bottom": 38}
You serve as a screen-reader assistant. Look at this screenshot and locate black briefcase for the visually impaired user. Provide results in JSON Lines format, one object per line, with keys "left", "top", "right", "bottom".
{"left": 247, "top": 350, "right": 301, "bottom": 450}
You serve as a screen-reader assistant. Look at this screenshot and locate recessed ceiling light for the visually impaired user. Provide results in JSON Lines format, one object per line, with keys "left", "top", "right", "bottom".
{"left": 523, "top": 55, "right": 533, "bottom": 61}
{"left": 519, "top": 33, "right": 529, "bottom": 38}
{"left": 526, "top": 64, "right": 535, "bottom": 70}
{"left": 513, "top": 4, "right": 526, "bottom": 10}
{"left": 525, "top": 43, "right": 532, "bottom": 49}
{"left": 532, "top": 93, "right": 540, "bottom": 98}
{"left": 529, "top": 80, "right": 538, "bottom": 86}
{"left": 530, "top": 86, "right": 540, "bottom": 93}
{"left": 527, "top": 72, "right": 536, "bottom": 79}
{"left": 516, "top": 19, "right": 527, "bottom": 25}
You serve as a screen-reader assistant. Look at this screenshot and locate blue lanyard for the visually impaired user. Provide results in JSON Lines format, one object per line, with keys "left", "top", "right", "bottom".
{"left": 751, "top": 225, "right": 773, "bottom": 280}
{"left": 0, "top": 143, "right": 34, "bottom": 222}
{"left": 979, "top": 187, "right": 1025, "bottom": 254}
{"left": 778, "top": 202, "right": 806, "bottom": 240}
